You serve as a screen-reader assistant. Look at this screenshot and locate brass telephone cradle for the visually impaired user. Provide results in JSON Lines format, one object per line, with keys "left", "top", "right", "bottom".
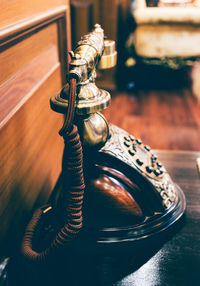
{"left": 22, "top": 24, "right": 186, "bottom": 262}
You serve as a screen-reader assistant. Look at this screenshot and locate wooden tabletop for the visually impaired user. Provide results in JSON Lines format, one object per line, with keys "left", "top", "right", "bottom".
{"left": 8, "top": 150, "right": 200, "bottom": 286}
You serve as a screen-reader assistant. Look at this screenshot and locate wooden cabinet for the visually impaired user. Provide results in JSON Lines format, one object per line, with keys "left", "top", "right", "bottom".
{"left": 0, "top": 0, "right": 71, "bottom": 255}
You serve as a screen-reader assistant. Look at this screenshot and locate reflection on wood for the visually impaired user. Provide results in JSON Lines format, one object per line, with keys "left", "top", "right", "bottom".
{"left": 0, "top": 67, "right": 64, "bottom": 255}
{"left": 0, "top": 45, "right": 59, "bottom": 126}
{"left": 103, "top": 88, "right": 200, "bottom": 151}
{"left": 0, "top": 0, "right": 70, "bottom": 256}
{"left": 0, "top": 23, "right": 59, "bottom": 85}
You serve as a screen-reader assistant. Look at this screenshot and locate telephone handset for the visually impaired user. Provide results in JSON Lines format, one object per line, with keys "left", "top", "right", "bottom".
{"left": 21, "top": 25, "right": 186, "bottom": 262}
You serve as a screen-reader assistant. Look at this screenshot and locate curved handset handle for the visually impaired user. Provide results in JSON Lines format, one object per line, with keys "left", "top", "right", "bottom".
{"left": 68, "top": 24, "right": 117, "bottom": 83}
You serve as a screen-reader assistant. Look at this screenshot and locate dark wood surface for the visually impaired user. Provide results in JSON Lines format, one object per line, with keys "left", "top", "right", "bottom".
{"left": 102, "top": 88, "right": 200, "bottom": 151}
{"left": 7, "top": 149, "right": 200, "bottom": 286}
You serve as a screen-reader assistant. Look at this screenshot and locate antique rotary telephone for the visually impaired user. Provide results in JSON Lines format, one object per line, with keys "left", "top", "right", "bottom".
{"left": 21, "top": 24, "right": 186, "bottom": 262}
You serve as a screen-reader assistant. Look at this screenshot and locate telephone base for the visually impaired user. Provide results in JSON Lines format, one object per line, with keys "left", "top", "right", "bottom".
{"left": 49, "top": 124, "right": 186, "bottom": 254}
{"left": 48, "top": 182, "right": 185, "bottom": 255}
{"left": 69, "top": 184, "right": 185, "bottom": 253}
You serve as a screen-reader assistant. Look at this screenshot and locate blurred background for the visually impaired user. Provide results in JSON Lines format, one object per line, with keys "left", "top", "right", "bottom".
{"left": 70, "top": 0, "right": 200, "bottom": 151}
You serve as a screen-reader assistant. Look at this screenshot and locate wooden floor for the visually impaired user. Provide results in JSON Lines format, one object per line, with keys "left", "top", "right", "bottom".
{"left": 102, "top": 88, "right": 200, "bottom": 151}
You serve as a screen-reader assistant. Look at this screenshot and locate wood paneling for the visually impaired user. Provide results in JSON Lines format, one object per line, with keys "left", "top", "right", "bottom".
{"left": 0, "top": 67, "right": 64, "bottom": 255}
{"left": 0, "top": 0, "right": 68, "bottom": 28}
{"left": 0, "top": 40, "right": 59, "bottom": 126}
{"left": 0, "top": 0, "right": 70, "bottom": 255}
{"left": 0, "top": 23, "right": 59, "bottom": 85}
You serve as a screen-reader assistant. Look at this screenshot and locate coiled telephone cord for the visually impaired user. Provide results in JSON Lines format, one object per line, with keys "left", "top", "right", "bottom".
{"left": 22, "top": 78, "right": 85, "bottom": 262}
